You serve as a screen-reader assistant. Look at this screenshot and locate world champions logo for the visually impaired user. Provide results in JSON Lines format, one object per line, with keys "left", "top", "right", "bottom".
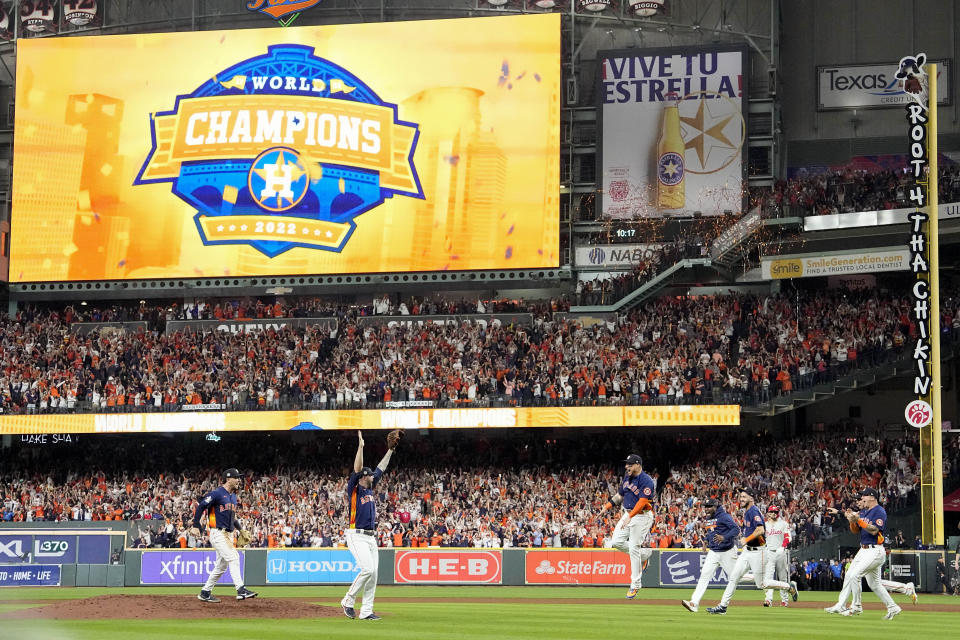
{"left": 135, "top": 44, "right": 423, "bottom": 257}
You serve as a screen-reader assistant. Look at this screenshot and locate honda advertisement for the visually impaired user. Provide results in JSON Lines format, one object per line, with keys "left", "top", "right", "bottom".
{"left": 266, "top": 549, "right": 360, "bottom": 584}
{"left": 140, "top": 550, "right": 246, "bottom": 585}
{"left": 394, "top": 550, "right": 501, "bottom": 584}
{"left": 659, "top": 549, "right": 730, "bottom": 586}
{"left": 0, "top": 564, "right": 61, "bottom": 587}
{"left": 524, "top": 550, "right": 629, "bottom": 585}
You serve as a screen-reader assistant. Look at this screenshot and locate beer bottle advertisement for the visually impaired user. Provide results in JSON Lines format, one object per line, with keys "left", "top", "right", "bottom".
{"left": 599, "top": 46, "right": 746, "bottom": 219}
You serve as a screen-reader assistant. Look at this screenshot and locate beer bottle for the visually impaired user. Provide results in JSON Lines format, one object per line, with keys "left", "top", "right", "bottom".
{"left": 656, "top": 93, "right": 685, "bottom": 210}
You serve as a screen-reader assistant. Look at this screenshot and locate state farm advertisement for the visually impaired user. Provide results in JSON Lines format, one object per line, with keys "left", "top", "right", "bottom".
{"left": 524, "top": 550, "right": 629, "bottom": 585}
{"left": 394, "top": 550, "right": 501, "bottom": 584}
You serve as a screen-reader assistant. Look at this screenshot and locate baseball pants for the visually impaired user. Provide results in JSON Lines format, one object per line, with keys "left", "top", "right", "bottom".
{"left": 611, "top": 510, "right": 654, "bottom": 589}
{"left": 343, "top": 529, "right": 379, "bottom": 618}
{"left": 719, "top": 547, "right": 793, "bottom": 606}
{"left": 834, "top": 546, "right": 899, "bottom": 612}
{"left": 202, "top": 528, "right": 244, "bottom": 592}
{"left": 689, "top": 547, "right": 738, "bottom": 607}
{"left": 763, "top": 548, "right": 791, "bottom": 603}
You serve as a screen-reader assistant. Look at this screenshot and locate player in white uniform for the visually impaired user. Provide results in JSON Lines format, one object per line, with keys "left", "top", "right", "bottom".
{"left": 762, "top": 505, "right": 792, "bottom": 607}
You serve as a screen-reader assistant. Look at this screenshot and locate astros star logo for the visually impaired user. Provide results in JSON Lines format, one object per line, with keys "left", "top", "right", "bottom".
{"left": 249, "top": 147, "right": 308, "bottom": 212}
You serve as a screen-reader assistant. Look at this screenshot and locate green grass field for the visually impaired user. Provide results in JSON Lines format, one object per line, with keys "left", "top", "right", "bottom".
{"left": 1, "top": 586, "right": 957, "bottom": 640}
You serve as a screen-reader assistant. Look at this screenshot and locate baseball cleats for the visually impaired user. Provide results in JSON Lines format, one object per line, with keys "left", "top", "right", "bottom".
{"left": 780, "top": 602, "right": 789, "bottom": 607}
{"left": 763, "top": 600, "right": 772, "bottom": 607}
{"left": 360, "top": 614, "right": 382, "bottom": 620}
{"left": 906, "top": 582, "right": 918, "bottom": 604}
{"left": 824, "top": 604, "right": 846, "bottom": 614}
{"left": 681, "top": 600, "right": 698, "bottom": 613}
{"left": 341, "top": 602, "right": 356, "bottom": 619}
{"left": 197, "top": 590, "right": 220, "bottom": 603}
{"left": 883, "top": 607, "right": 902, "bottom": 620}
{"left": 840, "top": 607, "right": 862, "bottom": 616}
{"left": 626, "top": 588, "right": 639, "bottom": 600}
{"left": 790, "top": 581, "right": 799, "bottom": 602}
{"left": 706, "top": 605, "right": 727, "bottom": 615}
{"left": 236, "top": 586, "right": 258, "bottom": 600}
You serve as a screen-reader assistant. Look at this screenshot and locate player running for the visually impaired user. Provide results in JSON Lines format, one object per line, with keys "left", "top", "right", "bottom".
{"left": 681, "top": 497, "right": 738, "bottom": 613}
{"left": 190, "top": 467, "right": 257, "bottom": 603}
{"left": 762, "top": 505, "right": 793, "bottom": 607}
{"left": 706, "top": 488, "right": 797, "bottom": 614}
{"left": 603, "top": 453, "right": 655, "bottom": 599}
{"left": 824, "top": 488, "right": 915, "bottom": 619}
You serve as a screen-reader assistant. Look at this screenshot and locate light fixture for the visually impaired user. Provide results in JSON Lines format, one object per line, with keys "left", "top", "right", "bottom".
{"left": 534, "top": 0, "right": 556, "bottom": 7}
{"left": 630, "top": 0, "right": 664, "bottom": 16}
{"left": 487, "top": 0, "right": 509, "bottom": 6}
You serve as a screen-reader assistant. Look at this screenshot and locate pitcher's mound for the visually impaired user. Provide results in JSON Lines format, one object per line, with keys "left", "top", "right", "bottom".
{"left": 0, "top": 594, "right": 342, "bottom": 620}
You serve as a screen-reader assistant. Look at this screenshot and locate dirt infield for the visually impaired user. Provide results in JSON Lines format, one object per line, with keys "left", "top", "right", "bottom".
{"left": 0, "top": 595, "right": 954, "bottom": 619}
{"left": 0, "top": 595, "right": 342, "bottom": 620}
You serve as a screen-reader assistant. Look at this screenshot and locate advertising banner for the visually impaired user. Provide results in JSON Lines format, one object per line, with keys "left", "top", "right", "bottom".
{"left": 140, "top": 550, "right": 246, "bottom": 585}
{"left": 888, "top": 551, "right": 919, "bottom": 584}
{"left": 0, "top": 564, "right": 61, "bottom": 587}
{"left": 524, "top": 550, "right": 629, "bottom": 585}
{"left": 817, "top": 60, "right": 951, "bottom": 110}
{"left": 760, "top": 248, "right": 909, "bottom": 280}
{"left": 0, "top": 404, "right": 741, "bottom": 434}
{"left": 599, "top": 46, "right": 746, "bottom": 219}
{"left": 356, "top": 313, "right": 533, "bottom": 329}
{"left": 166, "top": 317, "right": 338, "bottom": 335}
{"left": 659, "top": 549, "right": 730, "bottom": 586}
{"left": 11, "top": 14, "right": 560, "bottom": 282}
{"left": 574, "top": 244, "right": 662, "bottom": 269}
{"left": 266, "top": 549, "right": 360, "bottom": 584}
{"left": 394, "top": 550, "right": 501, "bottom": 584}
{"left": 0, "top": 534, "right": 86, "bottom": 564}
{"left": 710, "top": 209, "right": 761, "bottom": 259}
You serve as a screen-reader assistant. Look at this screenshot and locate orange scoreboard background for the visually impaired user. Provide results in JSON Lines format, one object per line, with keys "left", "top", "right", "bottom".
{"left": 10, "top": 14, "right": 560, "bottom": 282}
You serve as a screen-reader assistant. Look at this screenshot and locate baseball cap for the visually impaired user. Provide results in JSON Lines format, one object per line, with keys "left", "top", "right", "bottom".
{"left": 360, "top": 467, "right": 376, "bottom": 477}
{"left": 623, "top": 454, "right": 643, "bottom": 466}
{"left": 703, "top": 498, "right": 720, "bottom": 508}
{"left": 767, "top": 504, "right": 781, "bottom": 514}
{"left": 857, "top": 488, "right": 879, "bottom": 499}
{"left": 737, "top": 487, "right": 755, "bottom": 498}
{"left": 224, "top": 468, "right": 242, "bottom": 480}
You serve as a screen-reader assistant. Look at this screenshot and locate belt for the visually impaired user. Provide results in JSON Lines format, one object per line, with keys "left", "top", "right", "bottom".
{"left": 861, "top": 544, "right": 881, "bottom": 549}
{"left": 349, "top": 528, "right": 375, "bottom": 536}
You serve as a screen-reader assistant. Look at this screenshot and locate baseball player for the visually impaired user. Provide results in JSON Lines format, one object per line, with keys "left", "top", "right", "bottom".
{"left": 341, "top": 430, "right": 400, "bottom": 621}
{"left": 824, "top": 488, "right": 915, "bottom": 618}
{"left": 707, "top": 489, "right": 797, "bottom": 614}
{"left": 681, "top": 497, "right": 739, "bottom": 613}
{"left": 762, "top": 504, "right": 792, "bottom": 607}
{"left": 603, "top": 453, "right": 655, "bottom": 599}
{"left": 190, "top": 468, "right": 257, "bottom": 603}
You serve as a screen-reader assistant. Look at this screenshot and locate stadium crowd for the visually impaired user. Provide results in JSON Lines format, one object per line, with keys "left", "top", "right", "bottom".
{"left": 2, "top": 430, "right": 957, "bottom": 557}
{"left": 760, "top": 163, "right": 960, "bottom": 218}
{"left": 0, "top": 289, "right": 957, "bottom": 414}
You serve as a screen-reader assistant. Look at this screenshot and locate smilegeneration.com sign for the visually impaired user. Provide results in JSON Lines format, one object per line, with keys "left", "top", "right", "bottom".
{"left": 761, "top": 248, "right": 909, "bottom": 280}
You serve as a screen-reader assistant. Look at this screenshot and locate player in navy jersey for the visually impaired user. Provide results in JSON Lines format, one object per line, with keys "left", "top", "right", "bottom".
{"left": 824, "top": 488, "right": 915, "bottom": 619}
{"left": 603, "top": 453, "right": 656, "bottom": 598}
{"left": 341, "top": 430, "right": 398, "bottom": 621}
{"left": 682, "top": 497, "right": 739, "bottom": 613}
{"left": 190, "top": 467, "right": 257, "bottom": 602}
{"left": 706, "top": 488, "right": 797, "bottom": 614}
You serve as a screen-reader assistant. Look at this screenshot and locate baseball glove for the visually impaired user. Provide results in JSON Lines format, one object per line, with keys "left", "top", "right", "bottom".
{"left": 386, "top": 429, "right": 402, "bottom": 450}
{"left": 235, "top": 529, "right": 253, "bottom": 547}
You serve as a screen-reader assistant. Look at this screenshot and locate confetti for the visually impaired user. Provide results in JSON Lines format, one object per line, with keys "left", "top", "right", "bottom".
{"left": 498, "top": 60, "right": 510, "bottom": 87}
{"left": 516, "top": 72, "right": 526, "bottom": 80}
{"left": 444, "top": 155, "right": 460, "bottom": 166}
{"left": 507, "top": 224, "right": 515, "bottom": 235}
{"left": 117, "top": 259, "right": 127, "bottom": 267}
{"left": 505, "top": 246, "right": 513, "bottom": 259}
{"left": 534, "top": 73, "right": 542, "bottom": 82}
